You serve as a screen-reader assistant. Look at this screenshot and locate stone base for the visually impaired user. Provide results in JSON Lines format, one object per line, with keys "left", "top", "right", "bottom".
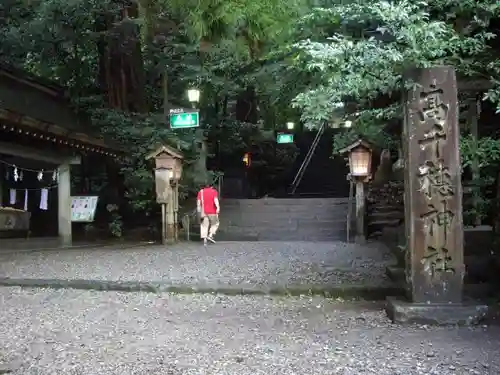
{"left": 166, "top": 224, "right": 176, "bottom": 244}
{"left": 386, "top": 296, "right": 488, "bottom": 326}
{"left": 385, "top": 266, "right": 404, "bottom": 283}
{"left": 354, "top": 235, "right": 366, "bottom": 244}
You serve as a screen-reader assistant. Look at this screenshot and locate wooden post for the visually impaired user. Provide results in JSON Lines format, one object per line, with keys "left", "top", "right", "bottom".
{"left": 173, "top": 183, "right": 179, "bottom": 241}
{"left": 470, "top": 97, "right": 481, "bottom": 226}
{"left": 386, "top": 66, "right": 487, "bottom": 325}
{"left": 166, "top": 185, "right": 175, "bottom": 243}
{"left": 355, "top": 180, "right": 366, "bottom": 244}
{"left": 346, "top": 178, "right": 354, "bottom": 242}
{"left": 161, "top": 203, "right": 167, "bottom": 245}
{"left": 0, "top": 163, "right": 3, "bottom": 207}
{"left": 58, "top": 162, "right": 72, "bottom": 247}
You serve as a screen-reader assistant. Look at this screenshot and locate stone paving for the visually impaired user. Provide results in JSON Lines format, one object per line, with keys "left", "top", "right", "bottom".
{"left": 0, "top": 241, "right": 396, "bottom": 291}
{"left": 0, "top": 287, "right": 498, "bottom": 375}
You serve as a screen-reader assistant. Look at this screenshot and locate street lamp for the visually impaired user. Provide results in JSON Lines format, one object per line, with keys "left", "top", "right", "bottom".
{"left": 187, "top": 88, "right": 200, "bottom": 105}
{"left": 339, "top": 139, "right": 374, "bottom": 244}
{"left": 344, "top": 120, "right": 352, "bottom": 128}
{"left": 286, "top": 121, "right": 295, "bottom": 130}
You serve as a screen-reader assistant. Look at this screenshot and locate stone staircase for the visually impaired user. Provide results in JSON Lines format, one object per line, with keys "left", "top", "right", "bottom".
{"left": 207, "top": 197, "right": 354, "bottom": 241}
{"left": 287, "top": 129, "right": 350, "bottom": 197}
{"left": 366, "top": 181, "right": 404, "bottom": 239}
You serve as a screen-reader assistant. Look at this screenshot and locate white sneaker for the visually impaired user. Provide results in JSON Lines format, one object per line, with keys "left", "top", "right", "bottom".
{"left": 203, "top": 238, "right": 207, "bottom": 246}
{"left": 207, "top": 236, "right": 216, "bottom": 243}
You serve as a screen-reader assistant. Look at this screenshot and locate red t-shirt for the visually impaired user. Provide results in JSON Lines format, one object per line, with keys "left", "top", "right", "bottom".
{"left": 197, "top": 187, "right": 218, "bottom": 215}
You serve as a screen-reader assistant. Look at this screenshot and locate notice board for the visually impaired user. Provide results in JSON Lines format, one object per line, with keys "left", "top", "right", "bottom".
{"left": 71, "top": 196, "right": 99, "bottom": 222}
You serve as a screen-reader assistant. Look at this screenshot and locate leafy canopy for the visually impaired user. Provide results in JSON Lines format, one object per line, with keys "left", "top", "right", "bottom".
{"left": 287, "top": 0, "right": 500, "bottom": 150}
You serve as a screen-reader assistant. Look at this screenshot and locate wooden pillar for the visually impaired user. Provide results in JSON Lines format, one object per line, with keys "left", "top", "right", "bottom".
{"left": 58, "top": 162, "right": 72, "bottom": 246}
{"left": 355, "top": 180, "right": 366, "bottom": 244}
{"left": 0, "top": 163, "right": 3, "bottom": 206}
{"left": 470, "top": 97, "right": 481, "bottom": 226}
{"left": 386, "top": 66, "right": 487, "bottom": 325}
{"left": 161, "top": 203, "right": 167, "bottom": 245}
{"left": 166, "top": 185, "right": 175, "bottom": 243}
{"left": 173, "top": 183, "right": 179, "bottom": 241}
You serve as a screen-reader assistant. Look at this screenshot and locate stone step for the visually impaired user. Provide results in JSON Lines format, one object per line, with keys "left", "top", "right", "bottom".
{"left": 257, "top": 234, "right": 348, "bottom": 241}
{"left": 191, "top": 219, "right": 351, "bottom": 229}
{"left": 184, "top": 230, "right": 347, "bottom": 242}
{"left": 221, "top": 216, "right": 350, "bottom": 226}
{"left": 368, "top": 210, "right": 404, "bottom": 219}
{"left": 221, "top": 198, "right": 350, "bottom": 207}
{"left": 368, "top": 219, "right": 402, "bottom": 228}
{"left": 221, "top": 216, "right": 351, "bottom": 226}
{"left": 224, "top": 227, "right": 346, "bottom": 237}
{"left": 222, "top": 205, "right": 352, "bottom": 214}
{"left": 200, "top": 198, "right": 354, "bottom": 241}
{"left": 221, "top": 206, "right": 351, "bottom": 213}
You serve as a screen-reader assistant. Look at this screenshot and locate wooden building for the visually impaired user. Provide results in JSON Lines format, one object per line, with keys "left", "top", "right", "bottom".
{"left": 0, "top": 63, "right": 121, "bottom": 246}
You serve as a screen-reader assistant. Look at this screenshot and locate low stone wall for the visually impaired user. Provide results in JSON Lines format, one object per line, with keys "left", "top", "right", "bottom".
{"left": 382, "top": 224, "right": 500, "bottom": 286}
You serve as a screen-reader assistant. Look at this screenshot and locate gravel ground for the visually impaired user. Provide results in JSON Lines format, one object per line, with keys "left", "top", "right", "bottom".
{"left": 0, "top": 287, "right": 497, "bottom": 375}
{"left": 0, "top": 241, "right": 395, "bottom": 287}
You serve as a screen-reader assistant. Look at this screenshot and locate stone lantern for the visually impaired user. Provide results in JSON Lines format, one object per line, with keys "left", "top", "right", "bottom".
{"left": 146, "top": 145, "right": 184, "bottom": 244}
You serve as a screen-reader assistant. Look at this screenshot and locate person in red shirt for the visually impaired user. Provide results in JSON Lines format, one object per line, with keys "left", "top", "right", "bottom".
{"left": 196, "top": 183, "right": 220, "bottom": 245}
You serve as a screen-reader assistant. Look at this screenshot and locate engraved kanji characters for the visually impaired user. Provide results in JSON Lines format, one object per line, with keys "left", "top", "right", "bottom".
{"left": 421, "top": 245, "right": 455, "bottom": 276}
{"left": 411, "top": 77, "right": 460, "bottom": 281}
{"left": 417, "top": 160, "right": 454, "bottom": 199}
{"left": 420, "top": 202, "right": 454, "bottom": 240}
{"left": 416, "top": 83, "right": 449, "bottom": 158}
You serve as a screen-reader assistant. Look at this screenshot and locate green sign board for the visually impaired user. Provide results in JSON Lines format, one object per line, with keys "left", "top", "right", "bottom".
{"left": 169, "top": 111, "right": 200, "bottom": 129}
{"left": 276, "top": 133, "right": 294, "bottom": 144}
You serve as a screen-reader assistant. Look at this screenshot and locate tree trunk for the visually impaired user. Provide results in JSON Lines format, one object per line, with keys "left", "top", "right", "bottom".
{"left": 193, "top": 129, "right": 209, "bottom": 185}
{"left": 97, "top": 2, "right": 148, "bottom": 112}
{"left": 236, "top": 85, "right": 258, "bottom": 123}
{"left": 222, "top": 95, "right": 228, "bottom": 118}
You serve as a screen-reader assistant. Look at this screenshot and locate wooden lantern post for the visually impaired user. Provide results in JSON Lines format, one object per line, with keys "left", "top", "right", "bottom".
{"left": 146, "top": 145, "right": 184, "bottom": 245}
{"left": 339, "top": 139, "right": 373, "bottom": 244}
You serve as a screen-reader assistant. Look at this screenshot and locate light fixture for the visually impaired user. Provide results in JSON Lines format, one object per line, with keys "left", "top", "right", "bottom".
{"left": 344, "top": 120, "right": 352, "bottom": 128}
{"left": 348, "top": 146, "right": 372, "bottom": 177}
{"left": 187, "top": 88, "right": 200, "bottom": 104}
{"left": 286, "top": 121, "right": 295, "bottom": 130}
{"left": 242, "top": 152, "right": 251, "bottom": 167}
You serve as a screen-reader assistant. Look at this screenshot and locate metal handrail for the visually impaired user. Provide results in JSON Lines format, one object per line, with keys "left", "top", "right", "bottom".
{"left": 290, "top": 122, "right": 326, "bottom": 194}
{"left": 181, "top": 208, "right": 198, "bottom": 241}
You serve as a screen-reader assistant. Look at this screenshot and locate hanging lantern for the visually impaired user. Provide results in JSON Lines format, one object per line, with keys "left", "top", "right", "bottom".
{"left": 242, "top": 152, "right": 251, "bottom": 167}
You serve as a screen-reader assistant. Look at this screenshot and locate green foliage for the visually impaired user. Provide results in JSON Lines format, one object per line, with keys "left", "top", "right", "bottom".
{"left": 460, "top": 135, "right": 500, "bottom": 224}
{"left": 287, "top": 0, "right": 500, "bottom": 150}
{"left": 461, "top": 136, "right": 500, "bottom": 170}
{"left": 5, "top": 0, "right": 500, "bottom": 234}
{"left": 0, "top": 0, "right": 308, "bottom": 237}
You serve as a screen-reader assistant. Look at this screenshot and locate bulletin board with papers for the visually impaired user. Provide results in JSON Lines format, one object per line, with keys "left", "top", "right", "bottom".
{"left": 71, "top": 196, "right": 99, "bottom": 222}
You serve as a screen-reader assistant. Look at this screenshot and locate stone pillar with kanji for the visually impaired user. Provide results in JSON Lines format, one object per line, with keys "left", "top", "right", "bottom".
{"left": 386, "top": 66, "right": 488, "bottom": 325}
